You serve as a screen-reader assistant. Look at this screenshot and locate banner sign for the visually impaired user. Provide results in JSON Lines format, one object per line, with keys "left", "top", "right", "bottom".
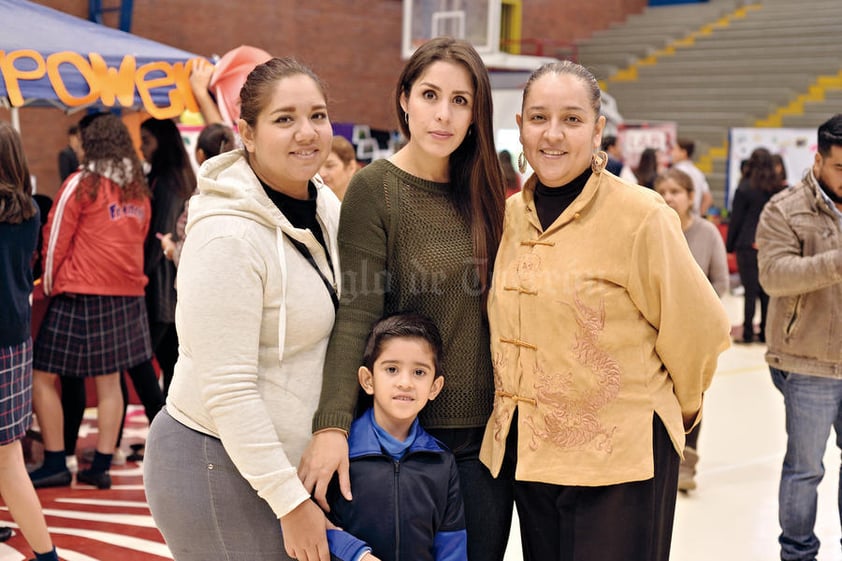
{"left": 0, "top": 49, "right": 200, "bottom": 119}
{"left": 617, "top": 121, "right": 677, "bottom": 169}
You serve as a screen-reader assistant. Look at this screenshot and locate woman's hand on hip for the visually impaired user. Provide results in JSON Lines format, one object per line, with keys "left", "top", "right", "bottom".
{"left": 298, "top": 429, "right": 351, "bottom": 511}
{"left": 280, "top": 500, "right": 331, "bottom": 561}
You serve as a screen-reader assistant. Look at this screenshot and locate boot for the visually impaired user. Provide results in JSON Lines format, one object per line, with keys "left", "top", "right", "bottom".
{"left": 678, "top": 446, "right": 699, "bottom": 492}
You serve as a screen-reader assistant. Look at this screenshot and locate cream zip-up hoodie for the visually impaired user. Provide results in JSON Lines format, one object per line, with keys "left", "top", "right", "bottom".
{"left": 165, "top": 150, "right": 340, "bottom": 519}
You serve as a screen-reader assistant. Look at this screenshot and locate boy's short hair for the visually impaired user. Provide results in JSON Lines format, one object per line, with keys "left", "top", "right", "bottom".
{"left": 676, "top": 138, "right": 695, "bottom": 158}
{"left": 362, "top": 312, "right": 443, "bottom": 377}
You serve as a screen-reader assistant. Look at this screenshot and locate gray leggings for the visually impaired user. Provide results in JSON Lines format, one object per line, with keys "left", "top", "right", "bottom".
{"left": 144, "top": 408, "right": 294, "bottom": 561}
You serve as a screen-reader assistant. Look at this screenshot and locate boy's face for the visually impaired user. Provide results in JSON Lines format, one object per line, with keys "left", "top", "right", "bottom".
{"left": 358, "top": 337, "right": 444, "bottom": 440}
{"left": 670, "top": 144, "right": 688, "bottom": 163}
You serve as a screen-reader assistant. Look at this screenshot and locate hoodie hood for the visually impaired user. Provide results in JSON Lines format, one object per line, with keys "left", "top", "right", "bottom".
{"left": 187, "top": 147, "right": 341, "bottom": 281}
{"left": 188, "top": 149, "right": 322, "bottom": 236}
{"left": 183, "top": 149, "right": 341, "bottom": 364}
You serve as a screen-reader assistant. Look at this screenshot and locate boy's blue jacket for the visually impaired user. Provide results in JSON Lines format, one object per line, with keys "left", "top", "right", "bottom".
{"left": 327, "top": 409, "right": 467, "bottom": 561}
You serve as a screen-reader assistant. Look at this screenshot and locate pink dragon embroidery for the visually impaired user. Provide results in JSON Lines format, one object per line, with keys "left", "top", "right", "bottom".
{"left": 490, "top": 351, "right": 511, "bottom": 441}
{"left": 524, "top": 294, "right": 621, "bottom": 453}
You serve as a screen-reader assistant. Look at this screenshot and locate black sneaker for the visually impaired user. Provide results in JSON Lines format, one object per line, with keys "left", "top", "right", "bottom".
{"left": 29, "top": 468, "right": 72, "bottom": 489}
{"left": 76, "top": 469, "right": 112, "bottom": 490}
{"left": 127, "top": 444, "right": 144, "bottom": 462}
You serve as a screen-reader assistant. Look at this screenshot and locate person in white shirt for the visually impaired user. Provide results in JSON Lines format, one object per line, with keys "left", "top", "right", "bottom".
{"left": 671, "top": 138, "right": 713, "bottom": 216}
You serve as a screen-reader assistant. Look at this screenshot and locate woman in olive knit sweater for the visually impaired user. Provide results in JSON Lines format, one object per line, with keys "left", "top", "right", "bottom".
{"left": 299, "top": 38, "right": 510, "bottom": 561}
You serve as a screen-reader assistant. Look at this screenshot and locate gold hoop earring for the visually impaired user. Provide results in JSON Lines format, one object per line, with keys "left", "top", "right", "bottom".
{"left": 517, "top": 151, "right": 527, "bottom": 174}
{"left": 591, "top": 150, "right": 608, "bottom": 174}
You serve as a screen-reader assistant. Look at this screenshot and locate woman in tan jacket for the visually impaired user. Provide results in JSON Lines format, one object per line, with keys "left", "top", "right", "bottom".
{"left": 479, "top": 61, "right": 731, "bottom": 561}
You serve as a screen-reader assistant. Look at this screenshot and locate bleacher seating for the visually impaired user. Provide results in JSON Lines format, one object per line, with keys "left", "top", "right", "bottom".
{"left": 576, "top": 0, "right": 842, "bottom": 203}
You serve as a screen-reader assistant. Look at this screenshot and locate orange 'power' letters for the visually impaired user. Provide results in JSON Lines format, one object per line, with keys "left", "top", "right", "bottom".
{"left": 0, "top": 50, "right": 199, "bottom": 119}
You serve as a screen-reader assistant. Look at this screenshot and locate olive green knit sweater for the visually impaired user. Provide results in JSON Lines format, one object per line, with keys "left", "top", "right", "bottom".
{"left": 312, "top": 159, "right": 494, "bottom": 433}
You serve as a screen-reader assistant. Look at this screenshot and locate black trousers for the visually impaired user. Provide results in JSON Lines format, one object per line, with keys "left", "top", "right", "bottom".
{"left": 736, "top": 248, "right": 769, "bottom": 341}
{"left": 685, "top": 420, "right": 700, "bottom": 450}
{"left": 61, "top": 322, "right": 168, "bottom": 454}
{"left": 128, "top": 321, "right": 178, "bottom": 398}
{"left": 428, "top": 426, "right": 515, "bottom": 561}
{"left": 60, "top": 376, "right": 86, "bottom": 455}
{"left": 510, "top": 415, "right": 680, "bottom": 561}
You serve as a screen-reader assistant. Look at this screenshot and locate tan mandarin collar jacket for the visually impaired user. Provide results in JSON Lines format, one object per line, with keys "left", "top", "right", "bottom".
{"left": 480, "top": 170, "right": 731, "bottom": 487}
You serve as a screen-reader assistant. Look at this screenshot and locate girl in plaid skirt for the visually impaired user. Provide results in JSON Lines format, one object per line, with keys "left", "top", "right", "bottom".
{"left": 29, "top": 113, "right": 152, "bottom": 492}
{"left": 0, "top": 122, "right": 59, "bottom": 561}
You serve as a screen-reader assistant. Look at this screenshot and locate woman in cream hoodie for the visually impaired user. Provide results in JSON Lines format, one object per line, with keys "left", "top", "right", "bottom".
{"left": 144, "top": 58, "right": 341, "bottom": 561}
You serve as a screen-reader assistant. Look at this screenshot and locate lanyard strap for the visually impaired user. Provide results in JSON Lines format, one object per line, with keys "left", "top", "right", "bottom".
{"left": 285, "top": 236, "right": 339, "bottom": 312}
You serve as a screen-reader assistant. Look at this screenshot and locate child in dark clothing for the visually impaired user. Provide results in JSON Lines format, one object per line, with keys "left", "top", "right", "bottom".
{"left": 326, "top": 313, "right": 468, "bottom": 561}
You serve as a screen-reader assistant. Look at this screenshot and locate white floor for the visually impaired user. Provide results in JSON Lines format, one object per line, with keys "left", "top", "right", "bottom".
{"left": 503, "top": 292, "right": 842, "bottom": 561}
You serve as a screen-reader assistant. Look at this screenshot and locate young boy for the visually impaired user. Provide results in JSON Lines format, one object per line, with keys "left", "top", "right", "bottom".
{"left": 326, "top": 312, "right": 468, "bottom": 561}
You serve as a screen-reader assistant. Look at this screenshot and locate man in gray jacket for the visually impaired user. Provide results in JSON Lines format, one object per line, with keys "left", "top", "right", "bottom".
{"left": 757, "top": 114, "right": 842, "bottom": 561}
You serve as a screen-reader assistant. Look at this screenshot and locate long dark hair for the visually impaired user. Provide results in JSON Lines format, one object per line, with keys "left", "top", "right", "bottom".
{"left": 499, "top": 150, "right": 519, "bottom": 192}
{"left": 771, "top": 153, "right": 787, "bottom": 187}
{"left": 141, "top": 118, "right": 196, "bottom": 200}
{"left": 634, "top": 148, "right": 659, "bottom": 189}
{"left": 746, "top": 147, "right": 778, "bottom": 194}
{"left": 0, "top": 122, "right": 37, "bottom": 224}
{"left": 77, "top": 113, "right": 149, "bottom": 203}
{"left": 395, "top": 37, "right": 505, "bottom": 297}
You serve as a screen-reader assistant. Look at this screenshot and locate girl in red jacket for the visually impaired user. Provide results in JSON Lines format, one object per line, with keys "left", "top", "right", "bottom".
{"left": 29, "top": 113, "right": 152, "bottom": 491}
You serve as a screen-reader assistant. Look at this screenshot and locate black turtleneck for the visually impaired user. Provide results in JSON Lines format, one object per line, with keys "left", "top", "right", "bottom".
{"left": 534, "top": 167, "right": 592, "bottom": 230}
{"left": 259, "top": 180, "right": 329, "bottom": 256}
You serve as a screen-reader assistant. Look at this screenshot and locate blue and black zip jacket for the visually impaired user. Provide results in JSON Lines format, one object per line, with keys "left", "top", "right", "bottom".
{"left": 326, "top": 409, "right": 467, "bottom": 561}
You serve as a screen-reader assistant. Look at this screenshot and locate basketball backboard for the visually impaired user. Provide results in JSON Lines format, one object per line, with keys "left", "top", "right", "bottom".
{"left": 402, "top": 0, "right": 500, "bottom": 58}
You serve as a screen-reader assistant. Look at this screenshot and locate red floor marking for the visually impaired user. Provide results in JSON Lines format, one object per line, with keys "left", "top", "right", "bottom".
{"left": 1, "top": 412, "right": 171, "bottom": 560}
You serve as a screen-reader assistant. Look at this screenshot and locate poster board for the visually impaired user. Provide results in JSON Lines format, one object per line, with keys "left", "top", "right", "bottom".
{"left": 727, "top": 127, "right": 817, "bottom": 209}
{"left": 617, "top": 121, "right": 677, "bottom": 169}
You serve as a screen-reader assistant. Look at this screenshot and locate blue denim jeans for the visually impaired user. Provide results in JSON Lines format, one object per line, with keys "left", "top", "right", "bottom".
{"left": 771, "top": 367, "right": 842, "bottom": 561}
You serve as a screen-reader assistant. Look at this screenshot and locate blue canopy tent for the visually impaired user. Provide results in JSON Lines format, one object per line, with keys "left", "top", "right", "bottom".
{"left": 0, "top": 0, "right": 202, "bottom": 129}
